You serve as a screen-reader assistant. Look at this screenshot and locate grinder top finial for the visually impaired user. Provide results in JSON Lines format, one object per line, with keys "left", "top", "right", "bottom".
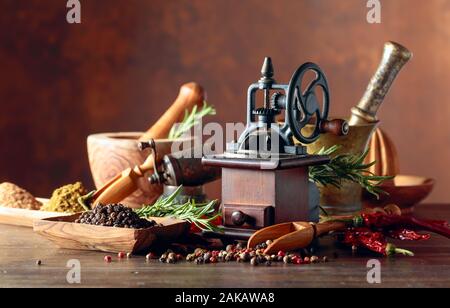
{"left": 259, "top": 57, "right": 275, "bottom": 87}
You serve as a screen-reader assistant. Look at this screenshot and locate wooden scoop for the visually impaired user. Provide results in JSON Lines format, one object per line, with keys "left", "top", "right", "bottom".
{"left": 92, "top": 140, "right": 160, "bottom": 206}
{"left": 248, "top": 221, "right": 346, "bottom": 255}
{"left": 139, "top": 82, "right": 206, "bottom": 141}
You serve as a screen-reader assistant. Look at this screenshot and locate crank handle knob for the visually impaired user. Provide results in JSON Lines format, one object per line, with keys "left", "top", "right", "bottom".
{"left": 320, "top": 119, "right": 349, "bottom": 136}
{"left": 231, "top": 211, "right": 250, "bottom": 227}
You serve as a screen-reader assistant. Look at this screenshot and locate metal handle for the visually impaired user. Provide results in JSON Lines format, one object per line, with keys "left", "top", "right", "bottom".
{"left": 349, "top": 41, "right": 412, "bottom": 125}
{"left": 138, "top": 139, "right": 162, "bottom": 184}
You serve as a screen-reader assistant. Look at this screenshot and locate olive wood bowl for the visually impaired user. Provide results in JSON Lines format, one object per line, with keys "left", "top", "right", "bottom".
{"left": 363, "top": 175, "right": 435, "bottom": 214}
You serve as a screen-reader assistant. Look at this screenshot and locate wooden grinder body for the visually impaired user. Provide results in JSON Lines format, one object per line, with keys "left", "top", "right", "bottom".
{"left": 221, "top": 167, "right": 310, "bottom": 229}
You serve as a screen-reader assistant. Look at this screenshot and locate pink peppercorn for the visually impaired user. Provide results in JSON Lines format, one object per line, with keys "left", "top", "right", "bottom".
{"left": 104, "top": 255, "right": 112, "bottom": 263}
{"left": 291, "top": 256, "right": 301, "bottom": 264}
{"left": 117, "top": 252, "right": 126, "bottom": 259}
{"left": 277, "top": 251, "right": 286, "bottom": 257}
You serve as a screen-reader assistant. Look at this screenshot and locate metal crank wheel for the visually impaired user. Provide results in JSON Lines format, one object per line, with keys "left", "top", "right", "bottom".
{"left": 285, "top": 62, "right": 330, "bottom": 144}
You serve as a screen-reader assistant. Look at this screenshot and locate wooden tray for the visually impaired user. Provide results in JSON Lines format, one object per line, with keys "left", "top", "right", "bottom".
{"left": 33, "top": 213, "right": 189, "bottom": 253}
{"left": 0, "top": 198, "right": 71, "bottom": 227}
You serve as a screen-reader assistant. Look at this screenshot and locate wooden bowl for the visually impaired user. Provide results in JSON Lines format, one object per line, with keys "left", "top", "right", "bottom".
{"left": 33, "top": 213, "right": 189, "bottom": 253}
{"left": 363, "top": 175, "right": 435, "bottom": 214}
{"left": 87, "top": 132, "right": 193, "bottom": 207}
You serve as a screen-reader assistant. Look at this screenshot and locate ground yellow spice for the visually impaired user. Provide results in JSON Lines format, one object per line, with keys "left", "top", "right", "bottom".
{"left": 41, "top": 182, "right": 87, "bottom": 213}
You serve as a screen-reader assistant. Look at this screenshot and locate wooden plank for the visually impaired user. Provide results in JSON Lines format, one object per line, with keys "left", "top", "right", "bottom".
{"left": 0, "top": 199, "right": 71, "bottom": 227}
{"left": 0, "top": 204, "right": 448, "bottom": 288}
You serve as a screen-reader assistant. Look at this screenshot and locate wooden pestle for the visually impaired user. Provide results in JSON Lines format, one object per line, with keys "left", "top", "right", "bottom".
{"left": 139, "top": 82, "right": 206, "bottom": 141}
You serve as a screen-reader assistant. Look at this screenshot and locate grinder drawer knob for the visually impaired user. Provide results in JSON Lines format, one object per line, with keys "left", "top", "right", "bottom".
{"left": 231, "top": 211, "right": 249, "bottom": 226}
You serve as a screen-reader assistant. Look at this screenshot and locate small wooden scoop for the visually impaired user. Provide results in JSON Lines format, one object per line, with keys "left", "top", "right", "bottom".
{"left": 248, "top": 221, "right": 346, "bottom": 255}
{"left": 92, "top": 140, "right": 160, "bottom": 206}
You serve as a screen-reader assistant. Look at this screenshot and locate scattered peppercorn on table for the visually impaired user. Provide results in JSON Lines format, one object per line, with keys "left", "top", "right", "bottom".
{"left": 0, "top": 204, "right": 449, "bottom": 288}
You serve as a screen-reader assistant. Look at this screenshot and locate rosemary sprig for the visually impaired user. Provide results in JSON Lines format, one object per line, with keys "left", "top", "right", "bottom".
{"left": 168, "top": 101, "right": 216, "bottom": 139}
{"left": 135, "top": 186, "right": 222, "bottom": 233}
{"left": 309, "top": 145, "right": 394, "bottom": 199}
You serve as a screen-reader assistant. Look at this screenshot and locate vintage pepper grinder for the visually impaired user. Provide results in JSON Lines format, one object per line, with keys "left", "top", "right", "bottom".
{"left": 202, "top": 57, "right": 348, "bottom": 238}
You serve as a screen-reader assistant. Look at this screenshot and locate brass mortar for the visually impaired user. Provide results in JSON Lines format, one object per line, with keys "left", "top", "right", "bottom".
{"left": 302, "top": 122, "right": 378, "bottom": 215}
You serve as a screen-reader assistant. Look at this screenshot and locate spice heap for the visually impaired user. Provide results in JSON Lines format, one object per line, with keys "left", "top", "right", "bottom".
{"left": 41, "top": 182, "right": 87, "bottom": 213}
{"left": 182, "top": 242, "right": 328, "bottom": 266}
{"left": 0, "top": 182, "right": 42, "bottom": 210}
{"left": 75, "top": 204, "right": 158, "bottom": 229}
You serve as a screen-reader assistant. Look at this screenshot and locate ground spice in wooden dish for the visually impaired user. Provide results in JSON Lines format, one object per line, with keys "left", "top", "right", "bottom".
{"left": 41, "top": 182, "right": 87, "bottom": 213}
{"left": 0, "top": 182, "right": 42, "bottom": 210}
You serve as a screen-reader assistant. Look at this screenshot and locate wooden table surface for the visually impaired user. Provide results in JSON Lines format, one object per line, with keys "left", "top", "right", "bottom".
{"left": 0, "top": 204, "right": 449, "bottom": 288}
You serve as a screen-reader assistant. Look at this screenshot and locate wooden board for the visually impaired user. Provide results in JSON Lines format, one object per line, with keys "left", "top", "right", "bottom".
{"left": 0, "top": 198, "right": 71, "bottom": 228}
{"left": 1, "top": 204, "right": 449, "bottom": 288}
{"left": 33, "top": 214, "right": 189, "bottom": 253}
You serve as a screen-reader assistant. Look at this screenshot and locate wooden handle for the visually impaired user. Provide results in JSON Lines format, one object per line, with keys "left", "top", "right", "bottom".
{"left": 139, "top": 82, "right": 206, "bottom": 141}
{"left": 92, "top": 152, "right": 158, "bottom": 206}
{"left": 94, "top": 168, "right": 142, "bottom": 205}
{"left": 320, "top": 119, "right": 349, "bottom": 136}
{"left": 314, "top": 221, "right": 347, "bottom": 236}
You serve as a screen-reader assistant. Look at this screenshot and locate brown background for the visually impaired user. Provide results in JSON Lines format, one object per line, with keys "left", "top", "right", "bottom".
{"left": 0, "top": 0, "right": 449, "bottom": 202}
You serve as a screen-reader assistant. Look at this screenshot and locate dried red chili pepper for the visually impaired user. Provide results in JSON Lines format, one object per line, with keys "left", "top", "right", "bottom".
{"left": 422, "top": 219, "right": 450, "bottom": 228}
{"left": 341, "top": 228, "right": 414, "bottom": 257}
{"left": 387, "top": 229, "right": 431, "bottom": 241}
{"left": 352, "top": 213, "right": 450, "bottom": 239}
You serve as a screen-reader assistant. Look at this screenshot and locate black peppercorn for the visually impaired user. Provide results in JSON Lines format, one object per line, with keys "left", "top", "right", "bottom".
{"left": 75, "top": 204, "right": 157, "bottom": 229}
